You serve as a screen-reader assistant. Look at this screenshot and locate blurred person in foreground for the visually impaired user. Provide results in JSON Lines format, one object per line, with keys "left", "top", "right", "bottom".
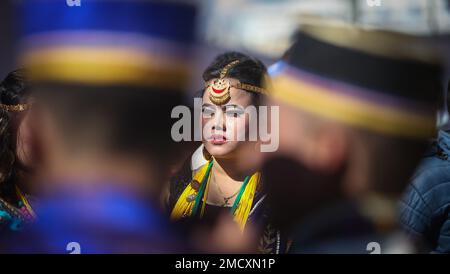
{"left": 168, "top": 52, "right": 288, "bottom": 253}
{"left": 0, "top": 69, "right": 37, "bottom": 232}
{"left": 0, "top": 0, "right": 197, "bottom": 253}
{"left": 400, "top": 80, "right": 450, "bottom": 253}
{"left": 257, "top": 22, "right": 445, "bottom": 253}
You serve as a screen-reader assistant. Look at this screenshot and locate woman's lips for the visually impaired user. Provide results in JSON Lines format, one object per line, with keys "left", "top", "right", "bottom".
{"left": 209, "top": 134, "right": 227, "bottom": 145}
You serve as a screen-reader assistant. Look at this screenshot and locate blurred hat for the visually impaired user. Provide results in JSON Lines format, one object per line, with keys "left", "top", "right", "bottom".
{"left": 18, "top": 0, "right": 197, "bottom": 91}
{"left": 269, "top": 21, "right": 445, "bottom": 139}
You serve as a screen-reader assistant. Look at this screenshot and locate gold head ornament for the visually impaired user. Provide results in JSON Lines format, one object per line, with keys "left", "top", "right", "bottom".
{"left": 205, "top": 60, "right": 267, "bottom": 105}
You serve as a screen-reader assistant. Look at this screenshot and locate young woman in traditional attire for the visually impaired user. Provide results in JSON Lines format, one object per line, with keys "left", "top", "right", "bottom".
{"left": 169, "top": 52, "right": 287, "bottom": 254}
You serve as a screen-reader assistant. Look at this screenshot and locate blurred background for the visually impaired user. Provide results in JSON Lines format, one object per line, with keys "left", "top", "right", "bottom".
{"left": 199, "top": 0, "right": 450, "bottom": 58}
{"left": 1, "top": 0, "right": 450, "bottom": 86}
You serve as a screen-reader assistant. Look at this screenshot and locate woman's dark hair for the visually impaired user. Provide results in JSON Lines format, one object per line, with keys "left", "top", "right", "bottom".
{"left": 0, "top": 69, "right": 30, "bottom": 202}
{"left": 199, "top": 51, "right": 267, "bottom": 104}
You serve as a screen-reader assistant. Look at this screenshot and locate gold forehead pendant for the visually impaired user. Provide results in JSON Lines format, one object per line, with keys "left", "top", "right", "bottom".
{"left": 207, "top": 60, "right": 240, "bottom": 105}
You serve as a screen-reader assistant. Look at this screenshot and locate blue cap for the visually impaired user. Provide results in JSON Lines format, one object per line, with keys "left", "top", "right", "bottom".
{"left": 18, "top": 0, "right": 198, "bottom": 90}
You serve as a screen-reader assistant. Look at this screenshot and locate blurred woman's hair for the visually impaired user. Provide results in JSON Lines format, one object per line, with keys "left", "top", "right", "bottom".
{"left": 199, "top": 51, "right": 268, "bottom": 104}
{"left": 0, "top": 69, "right": 30, "bottom": 202}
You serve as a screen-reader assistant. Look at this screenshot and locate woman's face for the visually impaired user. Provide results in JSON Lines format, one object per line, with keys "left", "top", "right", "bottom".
{"left": 202, "top": 78, "right": 254, "bottom": 159}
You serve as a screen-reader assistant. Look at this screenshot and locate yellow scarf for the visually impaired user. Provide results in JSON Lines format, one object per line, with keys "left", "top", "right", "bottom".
{"left": 170, "top": 160, "right": 260, "bottom": 231}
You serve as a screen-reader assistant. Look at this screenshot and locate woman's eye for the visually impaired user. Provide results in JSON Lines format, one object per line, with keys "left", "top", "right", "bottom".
{"left": 202, "top": 107, "right": 215, "bottom": 117}
{"left": 226, "top": 109, "right": 244, "bottom": 118}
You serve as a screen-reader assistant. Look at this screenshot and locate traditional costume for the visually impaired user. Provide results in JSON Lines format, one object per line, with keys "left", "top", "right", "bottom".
{"left": 0, "top": 102, "right": 36, "bottom": 231}
{"left": 0, "top": 186, "right": 36, "bottom": 231}
{"left": 169, "top": 60, "right": 287, "bottom": 254}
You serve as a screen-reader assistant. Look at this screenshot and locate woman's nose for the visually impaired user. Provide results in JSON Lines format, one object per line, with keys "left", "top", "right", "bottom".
{"left": 212, "top": 109, "right": 226, "bottom": 131}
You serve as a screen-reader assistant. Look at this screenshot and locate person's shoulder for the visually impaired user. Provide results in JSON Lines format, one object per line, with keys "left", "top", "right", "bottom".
{"left": 404, "top": 154, "right": 450, "bottom": 217}
{"left": 168, "top": 158, "right": 192, "bottom": 207}
{"left": 410, "top": 153, "right": 450, "bottom": 194}
{"left": 168, "top": 149, "right": 210, "bottom": 210}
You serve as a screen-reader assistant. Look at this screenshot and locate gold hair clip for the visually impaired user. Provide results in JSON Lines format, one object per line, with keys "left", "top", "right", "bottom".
{"left": 206, "top": 60, "right": 267, "bottom": 105}
{"left": 0, "top": 103, "right": 30, "bottom": 112}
